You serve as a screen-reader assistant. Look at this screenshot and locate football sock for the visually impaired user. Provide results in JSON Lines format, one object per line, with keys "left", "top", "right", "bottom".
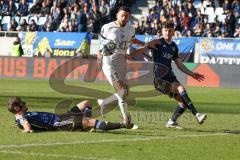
{"left": 118, "top": 101, "right": 128, "bottom": 120}
{"left": 171, "top": 105, "right": 186, "bottom": 122}
{"left": 180, "top": 91, "right": 198, "bottom": 116}
{"left": 95, "top": 120, "right": 124, "bottom": 130}
{"left": 99, "top": 89, "right": 125, "bottom": 107}
{"left": 100, "top": 94, "right": 118, "bottom": 107}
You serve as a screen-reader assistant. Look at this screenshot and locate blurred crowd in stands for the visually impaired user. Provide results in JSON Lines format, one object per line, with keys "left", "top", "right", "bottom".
{"left": 0, "top": 0, "right": 239, "bottom": 38}
{"left": 0, "top": 0, "right": 133, "bottom": 35}
{"left": 135, "top": 0, "right": 240, "bottom": 38}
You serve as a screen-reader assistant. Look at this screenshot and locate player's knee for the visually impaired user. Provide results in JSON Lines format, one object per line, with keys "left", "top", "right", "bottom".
{"left": 177, "top": 85, "right": 185, "bottom": 93}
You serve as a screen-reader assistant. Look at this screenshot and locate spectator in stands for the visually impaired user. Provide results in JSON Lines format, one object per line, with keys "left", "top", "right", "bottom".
{"left": 58, "top": 0, "right": 67, "bottom": 9}
{"left": 40, "top": 1, "right": 51, "bottom": 16}
{"left": 161, "top": 0, "right": 174, "bottom": 19}
{"left": 184, "top": 0, "right": 197, "bottom": 29}
{"left": 134, "top": 21, "right": 145, "bottom": 35}
{"left": 172, "top": 15, "right": 181, "bottom": 31}
{"left": 99, "top": 0, "right": 110, "bottom": 24}
{"left": 1, "top": 0, "right": 10, "bottom": 16}
{"left": 50, "top": 1, "right": 61, "bottom": 25}
{"left": 194, "top": 9, "right": 203, "bottom": 25}
{"left": 17, "top": 0, "right": 29, "bottom": 16}
{"left": 179, "top": 10, "right": 190, "bottom": 30}
{"left": 16, "top": 18, "right": 28, "bottom": 31}
{"left": 213, "top": 24, "right": 222, "bottom": 37}
{"left": 29, "top": 0, "right": 42, "bottom": 15}
{"left": 151, "top": 0, "right": 162, "bottom": 15}
{"left": 8, "top": 18, "right": 18, "bottom": 31}
{"left": 145, "top": 8, "right": 159, "bottom": 24}
{"left": 89, "top": 3, "right": 102, "bottom": 34}
{"left": 77, "top": 7, "right": 88, "bottom": 32}
{"left": 174, "top": 30, "right": 182, "bottom": 37}
{"left": 223, "top": 0, "right": 232, "bottom": 12}
{"left": 4, "top": 0, "right": 17, "bottom": 16}
{"left": 193, "top": 23, "right": 203, "bottom": 37}
{"left": 232, "top": 0, "right": 239, "bottom": 18}
{"left": 29, "top": 19, "right": 38, "bottom": 31}
{"left": 203, "top": 23, "right": 211, "bottom": 37}
{"left": 58, "top": 15, "right": 69, "bottom": 32}
{"left": 233, "top": 25, "right": 240, "bottom": 38}
{"left": 225, "top": 10, "right": 237, "bottom": 36}
{"left": 0, "top": 0, "right": 3, "bottom": 16}
{"left": 186, "top": 29, "right": 193, "bottom": 37}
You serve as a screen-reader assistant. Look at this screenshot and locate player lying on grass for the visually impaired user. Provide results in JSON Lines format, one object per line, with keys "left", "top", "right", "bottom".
{"left": 8, "top": 97, "right": 131, "bottom": 133}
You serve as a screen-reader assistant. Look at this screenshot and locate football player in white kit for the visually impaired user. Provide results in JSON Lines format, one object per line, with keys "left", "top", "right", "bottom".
{"left": 97, "top": 6, "right": 160, "bottom": 129}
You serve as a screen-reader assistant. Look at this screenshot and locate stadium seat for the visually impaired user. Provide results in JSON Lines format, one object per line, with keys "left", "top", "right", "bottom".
{"left": 12, "top": 16, "right": 20, "bottom": 24}
{"left": 217, "top": 14, "right": 226, "bottom": 23}
{"left": 37, "top": 16, "right": 47, "bottom": 26}
{"left": 215, "top": 7, "right": 224, "bottom": 16}
{"left": 1, "top": 16, "right": 11, "bottom": 24}
{"left": 193, "top": 0, "right": 202, "bottom": 9}
{"left": 14, "top": 3, "right": 19, "bottom": 10}
{"left": 1, "top": 16, "right": 11, "bottom": 31}
{"left": 20, "top": 16, "right": 29, "bottom": 24}
{"left": 204, "top": 7, "right": 214, "bottom": 15}
{"left": 28, "top": 3, "right": 34, "bottom": 11}
{"left": 208, "top": 14, "right": 216, "bottom": 23}
{"left": 200, "top": 7, "right": 205, "bottom": 14}
{"left": 2, "top": 23, "right": 9, "bottom": 31}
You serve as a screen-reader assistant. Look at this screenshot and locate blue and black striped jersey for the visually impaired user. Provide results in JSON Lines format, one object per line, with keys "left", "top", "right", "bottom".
{"left": 152, "top": 38, "right": 179, "bottom": 79}
{"left": 16, "top": 112, "right": 61, "bottom": 130}
{"left": 152, "top": 38, "right": 179, "bottom": 69}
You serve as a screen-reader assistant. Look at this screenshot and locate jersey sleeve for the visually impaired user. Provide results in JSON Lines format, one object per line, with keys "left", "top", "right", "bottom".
{"left": 172, "top": 44, "right": 179, "bottom": 61}
{"left": 16, "top": 116, "right": 28, "bottom": 128}
{"left": 99, "top": 24, "right": 108, "bottom": 51}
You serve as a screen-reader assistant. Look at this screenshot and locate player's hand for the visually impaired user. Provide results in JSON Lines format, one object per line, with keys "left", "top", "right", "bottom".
{"left": 22, "top": 130, "right": 33, "bottom": 133}
{"left": 146, "top": 39, "right": 160, "bottom": 49}
{"left": 192, "top": 72, "right": 205, "bottom": 82}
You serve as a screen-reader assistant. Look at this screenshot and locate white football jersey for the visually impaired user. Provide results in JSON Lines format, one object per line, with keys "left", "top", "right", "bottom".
{"left": 99, "top": 21, "right": 135, "bottom": 66}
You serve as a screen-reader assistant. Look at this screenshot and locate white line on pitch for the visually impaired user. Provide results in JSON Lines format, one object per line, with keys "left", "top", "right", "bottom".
{"left": 0, "top": 133, "right": 230, "bottom": 149}
{"left": 0, "top": 150, "right": 110, "bottom": 160}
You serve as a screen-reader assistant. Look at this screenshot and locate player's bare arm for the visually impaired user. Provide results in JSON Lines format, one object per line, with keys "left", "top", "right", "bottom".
{"left": 77, "top": 100, "right": 92, "bottom": 111}
{"left": 131, "top": 38, "right": 160, "bottom": 49}
{"left": 175, "top": 58, "right": 205, "bottom": 82}
{"left": 22, "top": 119, "right": 33, "bottom": 133}
{"left": 97, "top": 51, "right": 103, "bottom": 69}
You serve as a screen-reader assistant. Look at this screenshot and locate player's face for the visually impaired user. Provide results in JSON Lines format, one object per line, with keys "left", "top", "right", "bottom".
{"left": 116, "top": 10, "right": 130, "bottom": 27}
{"left": 20, "top": 102, "right": 28, "bottom": 112}
{"left": 162, "top": 27, "right": 174, "bottom": 41}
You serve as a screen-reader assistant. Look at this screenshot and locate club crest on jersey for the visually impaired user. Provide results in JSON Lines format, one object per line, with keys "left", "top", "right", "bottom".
{"left": 172, "top": 47, "right": 176, "bottom": 52}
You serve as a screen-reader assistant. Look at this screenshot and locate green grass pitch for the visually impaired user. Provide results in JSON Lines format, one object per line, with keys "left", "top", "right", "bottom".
{"left": 0, "top": 78, "right": 240, "bottom": 160}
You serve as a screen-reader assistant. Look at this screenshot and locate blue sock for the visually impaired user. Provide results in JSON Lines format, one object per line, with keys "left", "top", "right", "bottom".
{"left": 180, "top": 91, "right": 198, "bottom": 116}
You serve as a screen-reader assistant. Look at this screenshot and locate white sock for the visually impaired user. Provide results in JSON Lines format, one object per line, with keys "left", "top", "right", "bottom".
{"left": 100, "top": 89, "right": 125, "bottom": 106}
{"left": 100, "top": 89, "right": 128, "bottom": 119}
{"left": 118, "top": 101, "right": 128, "bottom": 120}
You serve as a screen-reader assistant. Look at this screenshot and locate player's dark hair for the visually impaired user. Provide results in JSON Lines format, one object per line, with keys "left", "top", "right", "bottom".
{"left": 162, "top": 20, "right": 174, "bottom": 29}
{"left": 118, "top": 6, "right": 131, "bottom": 14}
{"left": 8, "top": 97, "right": 25, "bottom": 114}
